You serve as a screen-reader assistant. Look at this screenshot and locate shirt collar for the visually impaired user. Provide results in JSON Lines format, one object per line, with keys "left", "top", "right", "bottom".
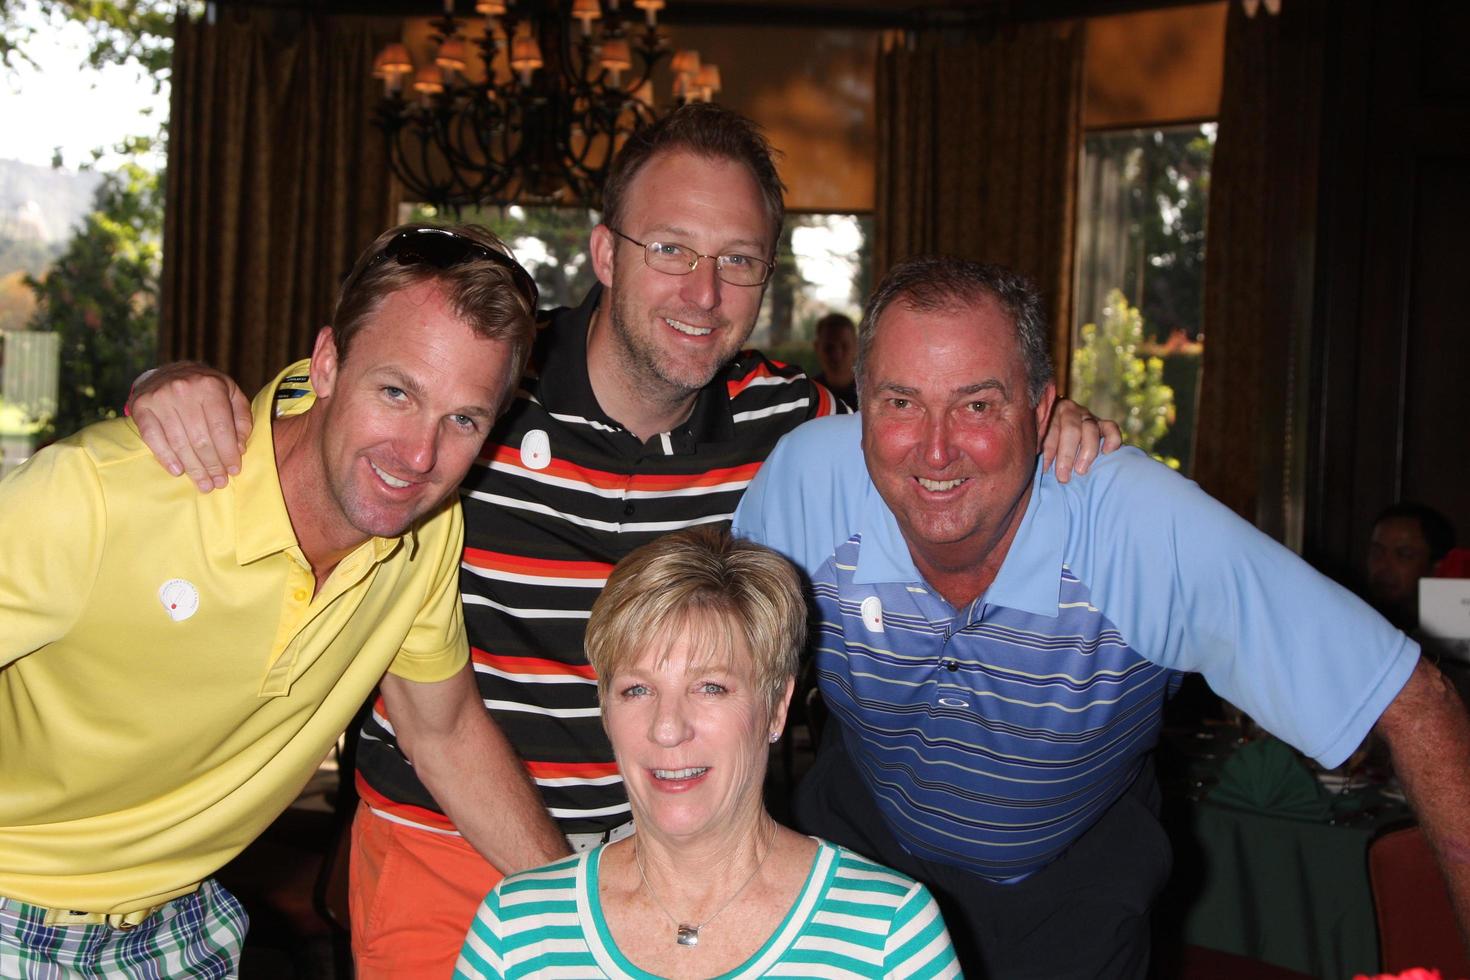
{"left": 532, "top": 284, "right": 736, "bottom": 453}
{"left": 233, "top": 360, "right": 413, "bottom": 567}
{"left": 852, "top": 456, "right": 1064, "bottom": 618}
{"left": 532, "top": 285, "right": 604, "bottom": 421}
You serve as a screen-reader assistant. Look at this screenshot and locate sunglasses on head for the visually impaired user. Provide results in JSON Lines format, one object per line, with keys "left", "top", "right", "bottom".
{"left": 361, "top": 226, "right": 540, "bottom": 312}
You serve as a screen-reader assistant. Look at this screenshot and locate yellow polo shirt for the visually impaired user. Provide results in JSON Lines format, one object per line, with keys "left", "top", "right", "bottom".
{"left": 0, "top": 361, "right": 468, "bottom": 913}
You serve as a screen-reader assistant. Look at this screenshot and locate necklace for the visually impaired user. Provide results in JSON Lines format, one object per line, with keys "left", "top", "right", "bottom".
{"left": 634, "top": 828, "right": 773, "bottom": 948}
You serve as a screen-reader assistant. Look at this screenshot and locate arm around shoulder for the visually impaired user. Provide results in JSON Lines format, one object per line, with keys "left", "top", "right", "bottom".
{"left": 128, "top": 361, "right": 252, "bottom": 493}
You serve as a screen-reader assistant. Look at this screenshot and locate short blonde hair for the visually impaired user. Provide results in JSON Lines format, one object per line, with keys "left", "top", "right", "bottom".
{"left": 585, "top": 527, "right": 805, "bottom": 713}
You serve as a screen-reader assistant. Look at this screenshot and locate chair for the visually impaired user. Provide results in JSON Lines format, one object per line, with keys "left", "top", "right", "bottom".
{"left": 1368, "top": 826, "right": 1470, "bottom": 978}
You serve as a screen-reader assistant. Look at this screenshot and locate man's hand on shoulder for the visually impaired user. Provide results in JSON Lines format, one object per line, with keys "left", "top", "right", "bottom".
{"left": 1043, "top": 398, "right": 1124, "bottom": 483}
{"left": 128, "top": 362, "right": 252, "bottom": 493}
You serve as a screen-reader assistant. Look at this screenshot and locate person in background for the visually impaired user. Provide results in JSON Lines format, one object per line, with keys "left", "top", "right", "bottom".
{"left": 1367, "top": 501, "right": 1457, "bottom": 630}
{"left": 813, "top": 311, "right": 859, "bottom": 409}
{"left": 456, "top": 527, "right": 960, "bottom": 979}
{"left": 0, "top": 225, "right": 544, "bottom": 977}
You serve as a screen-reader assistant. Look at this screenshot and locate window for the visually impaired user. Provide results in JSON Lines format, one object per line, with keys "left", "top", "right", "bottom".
{"left": 408, "top": 204, "right": 872, "bottom": 380}
{"left": 407, "top": 203, "right": 601, "bottom": 312}
{"left": 0, "top": 0, "right": 169, "bottom": 468}
{"left": 753, "top": 212, "right": 871, "bottom": 376}
{"left": 1071, "top": 124, "right": 1214, "bottom": 473}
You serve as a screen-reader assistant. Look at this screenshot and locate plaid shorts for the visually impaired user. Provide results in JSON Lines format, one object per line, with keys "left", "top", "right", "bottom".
{"left": 0, "top": 878, "right": 248, "bottom": 979}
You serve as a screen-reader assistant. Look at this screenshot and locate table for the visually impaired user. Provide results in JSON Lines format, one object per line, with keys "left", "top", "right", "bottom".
{"left": 1157, "top": 733, "right": 1410, "bottom": 979}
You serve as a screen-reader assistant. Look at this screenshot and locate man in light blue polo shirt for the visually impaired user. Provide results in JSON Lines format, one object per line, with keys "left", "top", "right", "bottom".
{"left": 734, "top": 256, "right": 1470, "bottom": 979}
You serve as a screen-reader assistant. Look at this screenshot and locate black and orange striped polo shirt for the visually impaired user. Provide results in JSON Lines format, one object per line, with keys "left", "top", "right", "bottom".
{"left": 355, "top": 284, "right": 846, "bottom": 835}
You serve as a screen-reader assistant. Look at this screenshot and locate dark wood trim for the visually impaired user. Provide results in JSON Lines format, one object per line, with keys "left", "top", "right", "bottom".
{"left": 211, "top": 0, "right": 1216, "bottom": 30}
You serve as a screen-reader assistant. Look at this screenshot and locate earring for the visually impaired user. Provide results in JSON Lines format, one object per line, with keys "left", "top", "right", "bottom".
{"left": 768, "top": 731, "right": 780, "bottom": 743}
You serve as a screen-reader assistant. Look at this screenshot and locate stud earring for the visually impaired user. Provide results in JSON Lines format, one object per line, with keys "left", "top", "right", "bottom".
{"left": 768, "top": 731, "right": 780, "bottom": 743}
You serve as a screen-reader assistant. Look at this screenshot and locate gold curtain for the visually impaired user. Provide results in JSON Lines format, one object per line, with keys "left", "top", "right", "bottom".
{"left": 160, "top": 10, "right": 400, "bottom": 395}
{"left": 874, "top": 22, "right": 1084, "bottom": 384}
{"left": 1193, "top": 0, "right": 1325, "bottom": 539}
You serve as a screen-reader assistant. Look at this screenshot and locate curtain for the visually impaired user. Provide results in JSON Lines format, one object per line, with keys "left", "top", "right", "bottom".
{"left": 1193, "top": 0, "right": 1326, "bottom": 539}
{"left": 160, "top": 9, "right": 400, "bottom": 395}
{"left": 874, "top": 21, "right": 1084, "bottom": 384}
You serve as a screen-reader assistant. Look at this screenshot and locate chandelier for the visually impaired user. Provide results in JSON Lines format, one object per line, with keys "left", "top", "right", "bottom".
{"left": 372, "top": 0, "right": 722, "bottom": 212}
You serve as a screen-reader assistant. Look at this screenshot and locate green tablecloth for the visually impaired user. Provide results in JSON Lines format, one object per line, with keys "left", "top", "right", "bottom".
{"left": 1162, "top": 736, "right": 1409, "bottom": 979}
{"left": 1179, "top": 799, "right": 1392, "bottom": 978}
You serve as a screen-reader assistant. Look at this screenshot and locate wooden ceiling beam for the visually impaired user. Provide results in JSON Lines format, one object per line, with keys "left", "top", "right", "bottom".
{"left": 211, "top": 0, "right": 1216, "bottom": 30}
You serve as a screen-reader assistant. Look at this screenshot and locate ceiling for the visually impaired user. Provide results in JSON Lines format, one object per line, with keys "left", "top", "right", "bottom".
{"left": 214, "top": 0, "right": 1215, "bottom": 30}
{"left": 665, "top": 0, "right": 1211, "bottom": 28}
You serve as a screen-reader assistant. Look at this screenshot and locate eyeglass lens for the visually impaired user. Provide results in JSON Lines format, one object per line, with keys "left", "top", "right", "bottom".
{"left": 643, "top": 242, "right": 769, "bottom": 286}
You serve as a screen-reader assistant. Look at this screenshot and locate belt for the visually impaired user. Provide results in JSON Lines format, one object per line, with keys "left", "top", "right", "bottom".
{"left": 566, "top": 820, "right": 635, "bottom": 853}
{"left": 0, "top": 896, "right": 165, "bottom": 931}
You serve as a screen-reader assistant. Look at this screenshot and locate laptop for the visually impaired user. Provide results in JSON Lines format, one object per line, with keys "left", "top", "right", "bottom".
{"left": 1420, "top": 578, "right": 1470, "bottom": 662}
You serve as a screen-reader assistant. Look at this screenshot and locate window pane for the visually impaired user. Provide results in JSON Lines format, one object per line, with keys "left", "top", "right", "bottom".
{"left": 406, "top": 203, "right": 601, "bottom": 312}
{"left": 1071, "top": 124, "right": 1214, "bottom": 474}
{"left": 406, "top": 204, "right": 873, "bottom": 383}
{"left": 3, "top": 163, "right": 161, "bottom": 461}
{"left": 753, "top": 212, "right": 871, "bottom": 378}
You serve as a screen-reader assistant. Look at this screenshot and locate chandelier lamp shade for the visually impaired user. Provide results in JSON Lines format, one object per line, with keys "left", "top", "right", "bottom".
{"left": 372, "top": 0, "right": 721, "bottom": 211}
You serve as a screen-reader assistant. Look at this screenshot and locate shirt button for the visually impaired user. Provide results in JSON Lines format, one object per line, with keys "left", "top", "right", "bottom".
{"left": 293, "top": 589, "right": 308, "bottom": 602}
{"left": 944, "top": 660, "right": 959, "bottom": 672}
{"left": 623, "top": 503, "right": 635, "bottom": 516}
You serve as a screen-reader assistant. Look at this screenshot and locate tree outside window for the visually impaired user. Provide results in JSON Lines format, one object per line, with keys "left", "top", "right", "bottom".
{"left": 1071, "top": 124, "right": 1213, "bottom": 474}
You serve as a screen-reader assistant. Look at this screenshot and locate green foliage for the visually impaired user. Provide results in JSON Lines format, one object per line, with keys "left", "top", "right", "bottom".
{"left": 1, "top": 0, "right": 175, "bottom": 84}
{"left": 1071, "top": 289, "right": 1179, "bottom": 469}
{"left": 765, "top": 222, "right": 799, "bottom": 346}
{"left": 1134, "top": 129, "right": 1211, "bottom": 341}
{"left": 25, "top": 160, "right": 161, "bottom": 438}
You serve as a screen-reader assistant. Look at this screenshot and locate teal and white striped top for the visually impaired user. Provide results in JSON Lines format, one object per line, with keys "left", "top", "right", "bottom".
{"left": 455, "top": 839, "right": 961, "bottom": 979}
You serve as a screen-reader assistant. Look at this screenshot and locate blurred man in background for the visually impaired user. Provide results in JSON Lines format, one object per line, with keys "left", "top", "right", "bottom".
{"left": 1367, "top": 502, "right": 1456, "bottom": 630}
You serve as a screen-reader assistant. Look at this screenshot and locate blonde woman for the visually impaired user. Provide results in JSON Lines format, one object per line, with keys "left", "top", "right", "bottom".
{"left": 456, "top": 526, "right": 960, "bottom": 979}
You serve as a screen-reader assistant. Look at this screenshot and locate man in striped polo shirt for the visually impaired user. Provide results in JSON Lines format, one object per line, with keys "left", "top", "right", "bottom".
{"left": 131, "top": 111, "right": 1116, "bottom": 974}
{"left": 349, "top": 104, "right": 856, "bottom": 975}
{"left": 735, "top": 256, "right": 1470, "bottom": 978}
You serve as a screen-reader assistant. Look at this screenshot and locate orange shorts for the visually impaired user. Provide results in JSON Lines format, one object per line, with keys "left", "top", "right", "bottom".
{"left": 348, "top": 801, "right": 503, "bottom": 979}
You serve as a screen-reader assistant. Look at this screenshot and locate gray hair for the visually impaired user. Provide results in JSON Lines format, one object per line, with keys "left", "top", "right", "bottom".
{"left": 855, "top": 257, "right": 1054, "bottom": 406}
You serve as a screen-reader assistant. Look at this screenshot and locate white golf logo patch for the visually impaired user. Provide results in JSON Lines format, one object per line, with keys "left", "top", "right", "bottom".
{"left": 520, "top": 429, "right": 551, "bottom": 470}
{"left": 159, "top": 578, "right": 200, "bottom": 622}
{"left": 860, "top": 595, "right": 884, "bottom": 633}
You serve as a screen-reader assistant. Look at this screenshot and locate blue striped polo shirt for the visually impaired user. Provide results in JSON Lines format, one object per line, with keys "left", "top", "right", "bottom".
{"left": 734, "top": 414, "right": 1419, "bottom": 879}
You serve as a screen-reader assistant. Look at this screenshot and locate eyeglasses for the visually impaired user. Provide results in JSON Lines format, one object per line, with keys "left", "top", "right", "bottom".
{"left": 609, "top": 228, "right": 774, "bottom": 288}
{"left": 360, "top": 226, "right": 540, "bottom": 311}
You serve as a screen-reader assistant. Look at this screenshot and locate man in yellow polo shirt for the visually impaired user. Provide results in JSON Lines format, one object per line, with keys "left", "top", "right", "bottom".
{"left": 0, "top": 224, "right": 569, "bottom": 977}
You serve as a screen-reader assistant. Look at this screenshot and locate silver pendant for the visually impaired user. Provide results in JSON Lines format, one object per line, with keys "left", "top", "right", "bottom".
{"left": 676, "top": 924, "right": 700, "bottom": 947}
